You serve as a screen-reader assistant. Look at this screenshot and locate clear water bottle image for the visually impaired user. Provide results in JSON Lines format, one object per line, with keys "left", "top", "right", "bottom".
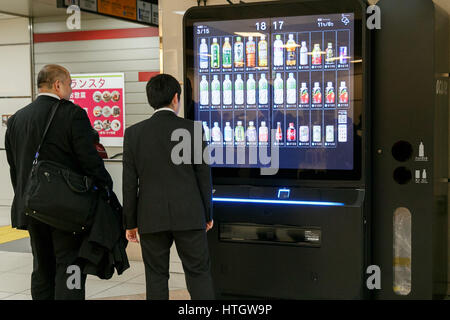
{"left": 300, "top": 41, "right": 308, "bottom": 66}
{"left": 235, "top": 121, "right": 245, "bottom": 142}
{"left": 200, "top": 75, "right": 209, "bottom": 106}
{"left": 212, "top": 122, "right": 222, "bottom": 142}
{"left": 247, "top": 121, "right": 257, "bottom": 142}
{"left": 224, "top": 122, "right": 233, "bottom": 142}
{"left": 258, "top": 74, "right": 268, "bottom": 105}
{"left": 223, "top": 75, "right": 232, "bottom": 105}
{"left": 286, "top": 73, "right": 297, "bottom": 104}
{"left": 211, "top": 75, "right": 221, "bottom": 105}
{"left": 202, "top": 121, "right": 210, "bottom": 142}
{"left": 273, "top": 35, "right": 284, "bottom": 67}
{"left": 247, "top": 74, "right": 256, "bottom": 105}
{"left": 235, "top": 74, "right": 244, "bottom": 105}
{"left": 274, "top": 73, "right": 284, "bottom": 105}
{"left": 199, "top": 38, "right": 208, "bottom": 69}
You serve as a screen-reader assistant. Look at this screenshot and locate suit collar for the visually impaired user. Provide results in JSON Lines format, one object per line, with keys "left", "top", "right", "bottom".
{"left": 152, "top": 109, "right": 178, "bottom": 117}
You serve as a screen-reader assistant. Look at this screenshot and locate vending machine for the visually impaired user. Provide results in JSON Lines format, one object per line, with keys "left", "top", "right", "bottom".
{"left": 183, "top": 0, "right": 448, "bottom": 299}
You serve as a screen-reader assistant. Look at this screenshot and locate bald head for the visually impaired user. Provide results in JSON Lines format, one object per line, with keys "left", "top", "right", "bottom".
{"left": 37, "top": 64, "right": 72, "bottom": 100}
{"left": 37, "top": 64, "right": 70, "bottom": 90}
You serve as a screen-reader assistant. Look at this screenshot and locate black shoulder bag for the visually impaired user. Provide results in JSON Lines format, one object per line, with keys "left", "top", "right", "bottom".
{"left": 24, "top": 100, "right": 97, "bottom": 234}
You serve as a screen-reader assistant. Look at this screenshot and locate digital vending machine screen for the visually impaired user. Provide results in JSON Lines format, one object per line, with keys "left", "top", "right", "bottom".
{"left": 193, "top": 13, "right": 355, "bottom": 171}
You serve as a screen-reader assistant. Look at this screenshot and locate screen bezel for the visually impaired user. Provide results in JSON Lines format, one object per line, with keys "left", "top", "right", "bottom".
{"left": 183, "top": 0, "right": 367, "bottom": 187}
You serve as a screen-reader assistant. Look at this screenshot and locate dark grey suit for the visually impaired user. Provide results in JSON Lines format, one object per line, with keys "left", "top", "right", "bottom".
{"left": 122, "top": 110, "right": 214, "bottom": 300}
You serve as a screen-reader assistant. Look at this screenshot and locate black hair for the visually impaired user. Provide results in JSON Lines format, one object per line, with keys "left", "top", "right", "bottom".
{"left": 146, "top": 74, "right": 181, "bottom": 109}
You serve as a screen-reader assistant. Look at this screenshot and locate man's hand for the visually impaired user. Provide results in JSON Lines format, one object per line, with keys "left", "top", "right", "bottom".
{"left": 126, "top": 228, "right": 139, "bottom": 243}
{"left": 206, "top": 220, "right": 214, "bottom": 232}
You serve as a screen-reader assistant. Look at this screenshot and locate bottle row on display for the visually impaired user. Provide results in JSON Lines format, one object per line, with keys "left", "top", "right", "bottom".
{"left": 202, "top": 120, "right": 347, "bottom": 145}
{"left": 199, "top": 74, "right": 349, "bottom": 107}
{"left": 199, "top": 34, "right": 349, "bottom": 71}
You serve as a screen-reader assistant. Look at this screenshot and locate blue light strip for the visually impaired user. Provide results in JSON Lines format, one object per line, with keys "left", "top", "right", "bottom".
{"left": 213, "top": 197, "right": 345, "bottom": 207}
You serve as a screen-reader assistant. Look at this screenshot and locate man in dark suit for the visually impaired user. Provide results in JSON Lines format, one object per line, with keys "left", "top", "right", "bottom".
{"left": 123, "top": 74, "right": 215, "bottom": 300}
{"left": 5, "top": 64, "right": 112, "bottom": 300}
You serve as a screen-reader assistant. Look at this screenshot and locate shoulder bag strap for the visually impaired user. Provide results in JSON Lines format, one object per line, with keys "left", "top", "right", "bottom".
{"left": 33, "top": 100, "right": 61, "bottom": 165}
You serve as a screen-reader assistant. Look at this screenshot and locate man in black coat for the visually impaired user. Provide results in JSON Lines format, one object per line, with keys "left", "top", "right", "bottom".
{"left": 123, "top": 74, "right": 215, "bottom": 300}
{"left": 5, "top": 64, "right": 113, "bottom": 300}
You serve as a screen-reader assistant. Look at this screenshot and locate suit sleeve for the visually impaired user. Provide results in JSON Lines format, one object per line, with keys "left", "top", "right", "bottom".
{"left": 193, "top": 125, "right": 213, "bottom": 222}
{"left": 70, "top": 106, "right": 113, "bottom": 190}
{"left": 5, "top": 117, "right": 17, "bottom": 191}
{"left": 122, "top": 128, "right": 138, "bottom": 229}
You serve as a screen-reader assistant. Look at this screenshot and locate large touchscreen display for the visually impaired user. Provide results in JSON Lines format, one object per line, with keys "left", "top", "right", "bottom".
{"left": 193, "top": 13, "right": 355, "bottom": 170}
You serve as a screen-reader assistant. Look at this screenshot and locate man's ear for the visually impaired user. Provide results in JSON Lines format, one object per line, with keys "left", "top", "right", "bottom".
{"left": 172, "top": 93, "right": 179, "bottom": 106}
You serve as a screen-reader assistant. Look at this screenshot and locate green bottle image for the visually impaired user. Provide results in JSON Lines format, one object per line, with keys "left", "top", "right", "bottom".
{"left": 211, "top": 38, "right": 220, "bottom": 69}
{"left": 223, "top": 37, "right": 232, "bottom": 68}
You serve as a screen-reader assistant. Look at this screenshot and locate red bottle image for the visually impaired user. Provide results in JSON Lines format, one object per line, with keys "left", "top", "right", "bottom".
{"left": 276, "top": 122, "right": 283, "bottom": 142}
{"left": 300, "top": 83, "right": 309, "bottom": 104}
{"left": 287, "top": 123, "right": 296, "bottom": 141}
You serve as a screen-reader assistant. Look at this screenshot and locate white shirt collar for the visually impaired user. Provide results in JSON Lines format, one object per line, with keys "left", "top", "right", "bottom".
{"left": 37, "top": 93, "right": 61, "bottom": 100}
{"left": 153, "top": 107, "right": 176, "bottom": 115}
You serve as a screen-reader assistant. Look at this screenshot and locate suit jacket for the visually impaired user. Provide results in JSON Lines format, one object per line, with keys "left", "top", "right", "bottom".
{"left": 78, "top": 191, "right": 129, "bottom": 279}
{"left": 122, "top": 110, "right": 212, "bottom": 234}
{"left": 5, "top": 95, "right": 113, "bottom": 230}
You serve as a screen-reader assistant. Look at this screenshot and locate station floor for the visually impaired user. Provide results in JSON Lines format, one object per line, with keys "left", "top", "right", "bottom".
{"left": 0, "top": 205, "right": 190, "bottom": 300}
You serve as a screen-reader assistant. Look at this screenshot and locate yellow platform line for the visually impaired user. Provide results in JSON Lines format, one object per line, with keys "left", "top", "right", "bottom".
{"left": 0, "top": 226, "right": 29, "bottom": 245}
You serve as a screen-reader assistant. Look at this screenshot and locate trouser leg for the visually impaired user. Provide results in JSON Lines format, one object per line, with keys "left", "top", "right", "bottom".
{"left": 174, "top": 230, "right": 215, "bottom": 300}
{"left": 28, "top": 219, "right": 56, "bottom": 300}
{"left": 140, "top": 231, "right": 173, "bottom": 300}
{"left": 52, "top": 228, "right": 86, "bottom": 300}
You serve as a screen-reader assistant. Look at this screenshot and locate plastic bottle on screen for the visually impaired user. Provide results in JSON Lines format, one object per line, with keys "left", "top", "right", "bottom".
{"left": 286, "top": 73, "right": 297, "bottom": 104}
{"left": 247, "top": 121, "right": 257, "bottom": 142}
{"left": 274, "top": 73, "right": 284, "bottom": 105}
{"left": 200, "top": 75, "right": 209, "bottom": 106}
{"left": 247, "top": 74, "right": 256, "bottom": 105}
{"left": 258, "top": 74, "right": 268, "bottom": 105}
{"left": 224, "top": 122, "right": 233, "bottom": 142}
{"left": 223, "top": 75, "right": 232, "bottom": 105}
{"left": 211, "top": 75, "right": 221, "bottom": 105}
{"left": 235, "top": 75, "right": 244, "bottom": 105}
{"left": 259, "top": 121, "right": 268, "bottom": 142}
{"left": 273, "top": 35, "right": 284, "bottom": 67}
{"left": 199, "top": 38, "right": 208, "bottom": 69}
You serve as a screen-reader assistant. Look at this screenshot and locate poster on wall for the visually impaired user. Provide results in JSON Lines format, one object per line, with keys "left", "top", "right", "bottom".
{"left": 98, "top": 0, "right": 137, "bottom": 21}
{"left": 70, "top": 73, "right": 126, "bottom": 147}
